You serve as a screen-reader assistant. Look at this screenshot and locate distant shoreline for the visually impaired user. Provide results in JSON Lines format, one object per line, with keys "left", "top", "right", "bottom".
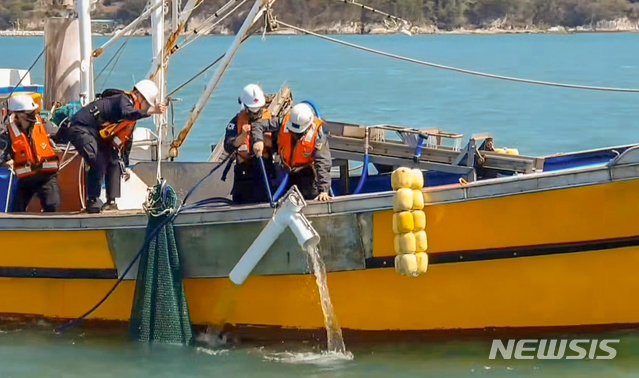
{"left": 0, "top": 25, "right": 637, "bottom": 37}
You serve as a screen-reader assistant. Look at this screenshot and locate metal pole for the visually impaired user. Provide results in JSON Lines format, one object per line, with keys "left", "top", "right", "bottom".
{"left": 76, "top": 0, "right": 94, "bottom": 105}
{"left": 168, "top": 0, "right": 266, "bottom": 158}
{"left": 92, "top": 1, "right": 163, "bottom": 58}
{"left": 151, "top": 0, "right": 166, "bottom": 166}
{"left": 146, "top": 0, "right": 203, "bottom": 79}
{"left": 172, "top": 0, "right": 179, "bottom": 32}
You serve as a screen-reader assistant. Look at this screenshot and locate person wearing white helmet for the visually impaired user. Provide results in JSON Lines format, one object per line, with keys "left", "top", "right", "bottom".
{"left": 65, "top": 79, "right": 167, "bottom": 213}
{"left": 223, "top": 83, "right": 277, "bottom": 204}
{"left": 252, "top": 102, "right": 332, "bottom": 202}
{"left": 0, "top": 94, "right": 60, "bottom": 212}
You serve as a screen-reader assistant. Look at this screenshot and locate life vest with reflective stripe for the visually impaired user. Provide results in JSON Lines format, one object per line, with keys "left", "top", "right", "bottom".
{"left": 98, "top": 92, "right": 142, "bottom": 150}
{"left": 7, "top": 114, "right": 59, "bottom": 178}
{"left": 236, "top": 109, "right": 273, "bottom": 162}
{"left": 277, "top": 114, "right": 323, "bottom": 171}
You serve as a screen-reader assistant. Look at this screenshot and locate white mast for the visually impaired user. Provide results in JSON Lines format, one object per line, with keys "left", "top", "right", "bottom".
{"left": 151, "top": 0, "right": 167, "bottom": 159}
{"left": 169, "top": 0, "right": 269, "bottom": 158}
{"left": 92, "top": 1, "right": 164, "bottom": 58}
{"left": 172, "top": 0, "right": 179, "bottom": 32}
{"left": 76, "top": 0, "right": 94, "bottom": 104}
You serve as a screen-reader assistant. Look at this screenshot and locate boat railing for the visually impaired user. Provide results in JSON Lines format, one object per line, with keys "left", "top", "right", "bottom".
{"left": 323, "top": 120, "right": 544, "bottom": 180}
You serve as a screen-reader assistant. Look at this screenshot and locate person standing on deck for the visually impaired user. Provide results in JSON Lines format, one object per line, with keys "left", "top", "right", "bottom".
{"left": 0, "top": 95, "right": 60, "bottom": 212}
{"left": 223, "top": 84, "right": 277, "bottom": 204}
{"left": 251, "top": 102, "right": 332, "bottom": 202}
{"left": 66, "top": 80, "right": 166, "bottom": 214}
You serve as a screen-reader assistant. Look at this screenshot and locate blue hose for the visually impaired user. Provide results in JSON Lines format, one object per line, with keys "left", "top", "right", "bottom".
{"left": 352, "top": 154, "right": 370, "bottom": 195}
{"left": 301, "top": 100, "right": 340, "bottom": 197}
{"left": 272, "top": 173, "right": 289, "bottom": 202}
{"left": 301, "top": 100, "right": 321, "bottom": 118}
{"left": 257, "top": 157, "right": 275, "bottom": 208}
{"left": 414, "top": 135, "right": 425, "bottom": 163}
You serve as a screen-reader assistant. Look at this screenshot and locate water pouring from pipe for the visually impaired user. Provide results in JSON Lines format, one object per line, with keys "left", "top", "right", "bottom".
{"left": 229, "top": 185, "right": 320, "bottom": 286}
{"left": 228, "top": 185, "right": 352, "bottom": 358}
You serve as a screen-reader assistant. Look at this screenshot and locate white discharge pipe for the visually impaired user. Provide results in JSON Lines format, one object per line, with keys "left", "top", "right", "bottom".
{"left": 229, "top": 187, "right": 320, "bottom": 285}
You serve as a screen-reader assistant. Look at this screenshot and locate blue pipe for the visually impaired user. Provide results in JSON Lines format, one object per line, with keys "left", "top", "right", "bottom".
{"left": 301, "top": 100, "right": 321, "bottom": 118}
{"left": 414, "top": 135, "right": 425, "bottom": 163}
{"left": 352, "top": 154, "right": 370, "bottom": 195}
{"left": 258, "top": 157, "right": 275, "bottom": 208}
{"left": 272, "top": 173, "right": 290, "bottom": 202}
{"left": 301, "top": 100, "right": 340, "bottom": 197}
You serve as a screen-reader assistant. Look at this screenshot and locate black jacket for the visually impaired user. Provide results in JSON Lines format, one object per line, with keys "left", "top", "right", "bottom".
{"left": 70, "top": 93, "right": 148, "bottom": 131}
{"left": 69, "top": 93, "right": 149, "bottom": 166}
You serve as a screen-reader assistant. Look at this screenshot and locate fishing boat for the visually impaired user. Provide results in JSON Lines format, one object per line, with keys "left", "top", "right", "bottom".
{"left": 1, "top": 0, "right": 639, "bottom": 342}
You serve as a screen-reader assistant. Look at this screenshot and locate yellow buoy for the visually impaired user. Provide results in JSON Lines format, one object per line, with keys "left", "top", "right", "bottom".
{"left": 410, "top": 168, "right": 424, "bottom": 189}
{"left": 391, "top": 167, "right": 413, "bottom": 191}
{"left": 397, "top": 253, "right": 418, "bottom": 276}
{"left": 412, "top": 189, "right": 424, "bottom": 210}
{"left": 394, "top": 232, "right": 416, "bottom": 254}
{"left": 392, "top": 211, "right": 414, "bottom": 234}
{"left": 416, "top": 252, "right": 429, "bottom": 274}
{"left": 393, "top": 188, "right": 413, "bottom": 212}
{"left": 391, "top": 167, "right": 430, "bottom": 277}
{"left": 414, "top": 230, "right": 428, "bottom": 252}
{"left": 413, "top": 210, "right": 426, "bottom": 231}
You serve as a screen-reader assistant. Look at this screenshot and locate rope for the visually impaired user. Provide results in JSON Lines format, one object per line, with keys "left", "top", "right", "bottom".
{"left": 177, "top": 0, "right": 248, "bottom": 52}
{"left": 7, "top": 18, "right": 73, "bottom": 99}
{"left": 167, "top": 32, "right": 252, "bottom": 98}
{"left": 337, "top": 0, "right": 408, "bottom": 26}
{"left": 274, "top": 20, "right": 639, "bottom": 93}
{"left": 55, "top": 152, "right": 234, "bottom": 333}
{"left": 188, "top": 0, "right": 240, "bottom": 35}
{"left": 78, "top": 158, "right": 86, "bottom": 211}
{"left": 96, "top": 38, "right": 131, "bottom": 92}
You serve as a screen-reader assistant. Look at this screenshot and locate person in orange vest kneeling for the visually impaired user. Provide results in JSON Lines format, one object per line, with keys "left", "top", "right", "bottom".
{"left": 223, "top": 84, "right": 277, "bottom": 204}
{"left": 0, "top": 94, "right": 60, "bottom": 212}
{"left": 66, "top": 80, "right": 166, "bottom": 213}
{"left": 252, "top": 102, "right": 332, "bottom": 202}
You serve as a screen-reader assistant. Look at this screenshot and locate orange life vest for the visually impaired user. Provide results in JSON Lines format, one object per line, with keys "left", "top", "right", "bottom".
{"left": 98, "top": 93, "right": 142, "bottom": 150}
{"left": 7, "top": 114, "right": 59, "bottom": 179}
{"left": 236, "top": 109, "right": 273, "bottom": 162}
{"left": 277, "top": 114, "right": 323, "bottom": 171}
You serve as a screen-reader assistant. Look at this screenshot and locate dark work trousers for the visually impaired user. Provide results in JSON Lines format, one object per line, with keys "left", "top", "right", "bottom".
{"left": 231, "top": 158, "right": 275, "bottom": 205}
{"left": 285, "top": 166, "right": 318, "bottom": 200}
{"left": 13, "top": 173, "right": 60, "bottom": 212}
{"left": 67, "top": 124, "right": 122, "bottom": 200}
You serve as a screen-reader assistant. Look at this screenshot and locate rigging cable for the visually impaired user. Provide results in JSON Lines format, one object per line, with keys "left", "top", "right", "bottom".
{"left": 274, "top": 19, "right": 639, "bottom": 93}
{"left": 337, "top": 0, "right": 409, "bottom": 26}
{"left": 177, "top": 0, "right": 248, "bottom": 52}
{"left": 95, "top": 37, "right": 131, "bottom": 92}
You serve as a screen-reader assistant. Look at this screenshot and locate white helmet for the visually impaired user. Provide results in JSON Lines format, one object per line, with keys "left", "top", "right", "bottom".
{"left": 134, "top": 79, "right": 159, "bottom": 106}
{"left": 8, "top": 94, "right": 38, "bottom": 112}
{"left": 286, "top": 103, "right": 315, "bottom": 134}
{"left": 239, "top": 84, "right": 265, "bottom": 112}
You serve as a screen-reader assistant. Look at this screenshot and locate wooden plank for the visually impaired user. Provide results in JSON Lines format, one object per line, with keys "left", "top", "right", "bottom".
{"left": 328, "top": 135, "right": 540, "bottom": 173}
{"left": 343, "top": 126, "right": 366, "bottom": 139}
{"left": 332, "top": 150, "right": 475, "bottom": 177}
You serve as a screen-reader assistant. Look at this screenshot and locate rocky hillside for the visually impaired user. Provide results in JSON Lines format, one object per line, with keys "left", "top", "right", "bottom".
{"left": 0, "top": 0, "right": 638, "bottom": 33}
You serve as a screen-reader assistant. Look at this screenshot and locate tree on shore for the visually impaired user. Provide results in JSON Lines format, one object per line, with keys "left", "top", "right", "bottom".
{"left": 0, "top": 0, "right": 636, "bottom": 31}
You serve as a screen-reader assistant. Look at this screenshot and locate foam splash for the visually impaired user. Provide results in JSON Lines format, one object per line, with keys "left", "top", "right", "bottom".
{"left": 195, "top": 347, "right": 229, "bottom": 356}
{"left": 307, "top": 245, "right": 348, "bottom": 355}
{"left": 262, "top": 350, "right": 354, "bottom": 365}
{"left": 195, "top": 329, "right": 229, "bottom": 348}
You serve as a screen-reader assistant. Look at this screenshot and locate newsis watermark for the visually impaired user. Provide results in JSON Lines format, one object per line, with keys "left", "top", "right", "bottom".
{"left": 489, "top": 339, "right": 620, "bottom": 360}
